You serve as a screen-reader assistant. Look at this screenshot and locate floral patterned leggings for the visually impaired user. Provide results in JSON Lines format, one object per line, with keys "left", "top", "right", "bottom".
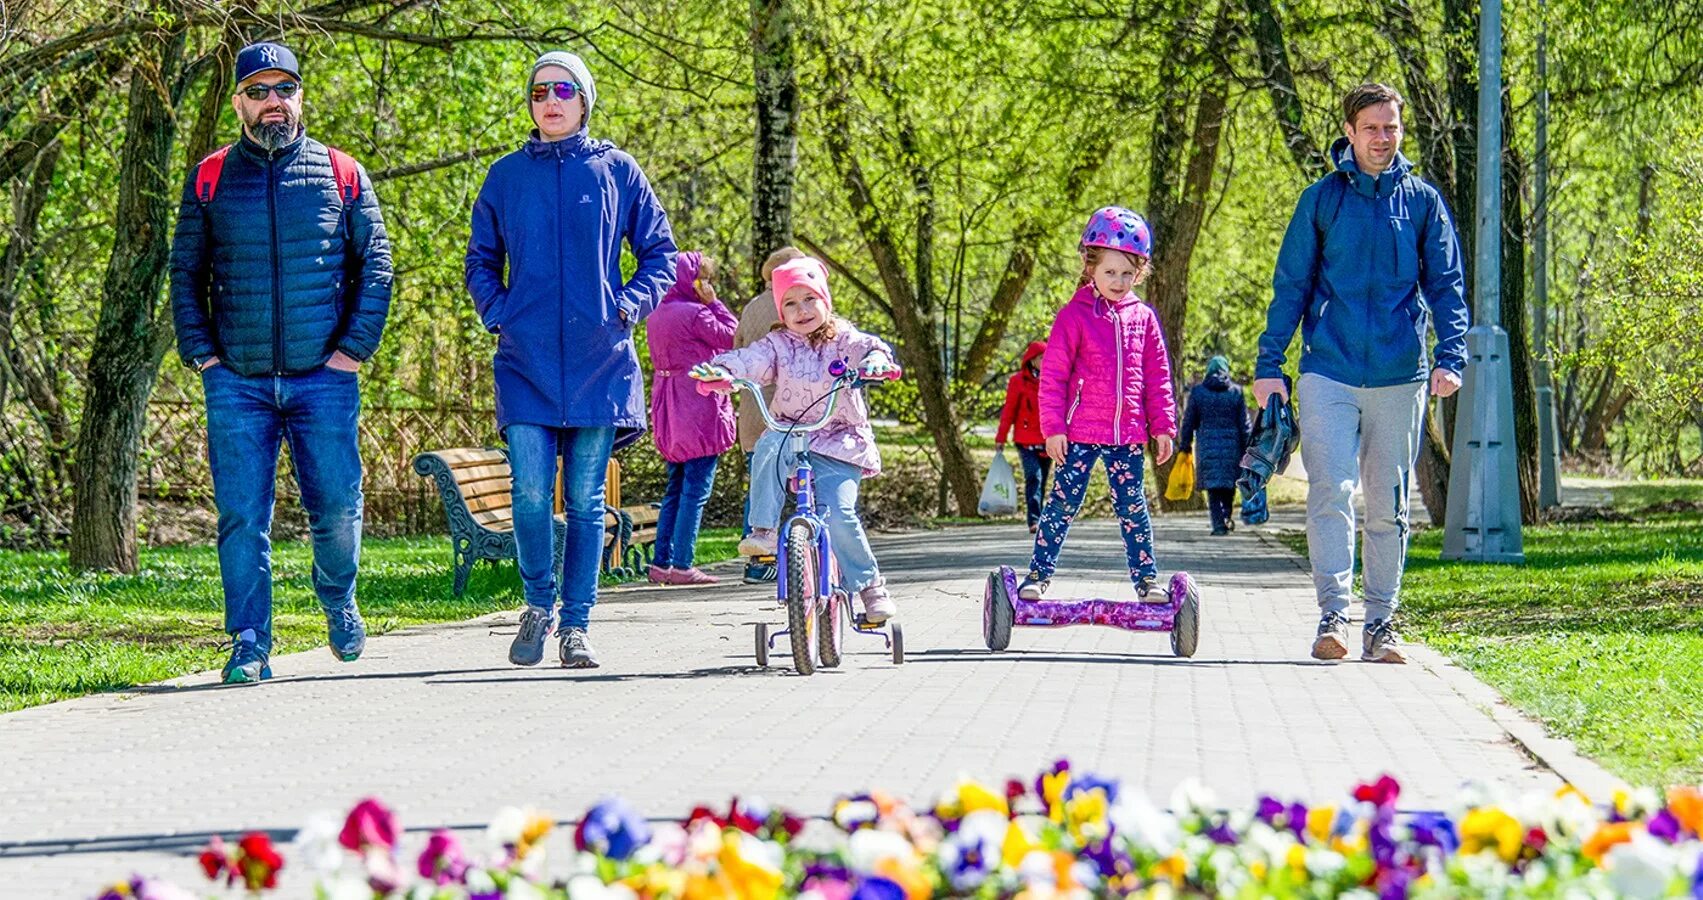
{"left": 1027, "top": 442, "right": 1157, "bottom": 587}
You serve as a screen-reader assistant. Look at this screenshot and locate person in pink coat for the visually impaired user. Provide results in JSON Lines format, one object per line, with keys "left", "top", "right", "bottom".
{"left": 646, "top": 251, "right": 737, "bottom": 584}
{"left": 702, "top": 257, "right": 902, "bottom": 623}
{"left": 1018, "top": 207, "right": 1179, "bottom": 603}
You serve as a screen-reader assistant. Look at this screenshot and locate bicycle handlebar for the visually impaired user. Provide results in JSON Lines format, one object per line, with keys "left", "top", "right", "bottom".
{"left": 690, "top": 361, "right": 901, "bottom": 435}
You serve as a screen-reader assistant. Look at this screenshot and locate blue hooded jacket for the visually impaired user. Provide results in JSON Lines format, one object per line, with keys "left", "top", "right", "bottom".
{"left": 1255, "top": 136, "right": 1469, "bottom": 388}
{"left": 465, "top": 130, "right": 677, "bottom": 449}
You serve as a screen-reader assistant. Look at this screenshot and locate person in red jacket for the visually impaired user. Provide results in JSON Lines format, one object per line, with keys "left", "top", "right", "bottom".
{"left": 994, "top": 340, "right": 1050, "bottom": 532}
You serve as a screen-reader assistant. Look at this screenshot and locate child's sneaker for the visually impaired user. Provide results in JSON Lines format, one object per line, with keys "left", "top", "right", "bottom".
{"left": 1017, "top": 572, "right": 1049, "bottom": 600}
{"left": 509, "top": 606, "right": 555, "bottom": 667}
{"left": 1311, "top": 611, "right": 1350, "bottom": 660}
{"left": 743, "top": 560, "right": 777, "bottom": 584}
{"left": 1136, "top": 576, "right": 1167, "bottom": 604}
{"left": 1362, "top": 618, "right": 1407, "bottom": 664}
{"left": 859, "top": 577, "right": 896, "bottom": 624}
{"left": 738, "top": 529, "right": 777, "bottom": 558}
{"left": 559, "top": 626, "right": 599, "bottom": 668}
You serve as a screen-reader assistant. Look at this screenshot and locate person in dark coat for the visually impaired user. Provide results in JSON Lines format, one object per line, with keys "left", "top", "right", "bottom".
{"left": 465, "top": 50, "right": 677, "bottom": 670}
{"left": 994, "top": 340, "right": 1049, "bottom": 531}
{"left": 1178, "top": 356, "right": 1252, "bottom": 535}
{"left": 170, "top": 41, "right": 393, "bottom": 685}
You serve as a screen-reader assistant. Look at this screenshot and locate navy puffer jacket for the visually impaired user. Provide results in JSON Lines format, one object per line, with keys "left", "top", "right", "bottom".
{"left": 1178, "top": 372, "right": 1253, "bottom": 490}
{"left": 171, "top": 130, "right": 393, "bottom": 375}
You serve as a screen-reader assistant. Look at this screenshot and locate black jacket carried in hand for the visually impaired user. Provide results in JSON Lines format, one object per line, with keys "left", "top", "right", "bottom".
{"left": 170, "top": 130, "right": 393, "bottom": 375}
{"left": 1238, "top": 385, "right": 1300, "bottom": 497}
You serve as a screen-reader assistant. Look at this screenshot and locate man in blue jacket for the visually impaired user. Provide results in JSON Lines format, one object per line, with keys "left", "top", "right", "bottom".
{"left": 1252, "top": 83, "right": 1468, "bottom": 665}
{"left": 170, "top": 42, "right": 393, "bottom": 684}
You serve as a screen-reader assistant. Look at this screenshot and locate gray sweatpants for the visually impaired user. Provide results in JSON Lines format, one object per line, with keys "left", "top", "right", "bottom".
{"left": 1296, "top": 372, "right": 1427, "bottom": 621}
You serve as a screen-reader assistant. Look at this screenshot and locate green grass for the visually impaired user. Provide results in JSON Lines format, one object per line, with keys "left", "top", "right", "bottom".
{"left": 1564, "top": 477, "right": 1703, "bottom": 513}
{"left": 0, "top": 528, "right": 739, "bottom": 713}
{"left": 1277, "top": 512, "right": 1703, "bottom": 786}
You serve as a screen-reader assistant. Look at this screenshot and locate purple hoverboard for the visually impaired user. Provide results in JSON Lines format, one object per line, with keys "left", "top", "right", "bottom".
{"left": 982, "top": 566, "right": 1201, "bottom": 657}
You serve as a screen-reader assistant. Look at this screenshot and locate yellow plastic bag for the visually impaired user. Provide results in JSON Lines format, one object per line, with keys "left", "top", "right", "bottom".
{"left": 1165, "top": 452, "right": 1196, "bottom": 501}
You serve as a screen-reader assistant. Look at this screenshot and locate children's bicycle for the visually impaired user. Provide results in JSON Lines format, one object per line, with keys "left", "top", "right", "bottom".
{"left": 691, "top": 359, "right": 903, "bottom": 674}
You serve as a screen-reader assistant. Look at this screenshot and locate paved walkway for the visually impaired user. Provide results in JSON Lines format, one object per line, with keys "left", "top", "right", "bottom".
{"left": 0, "top": 512, "right": 1606, "bottom": 897}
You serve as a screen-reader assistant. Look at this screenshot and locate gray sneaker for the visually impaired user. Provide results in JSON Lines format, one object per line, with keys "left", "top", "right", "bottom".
{"left": 1017, "top": 573, "right": 1050, "bottom": 600}
{"left": 509, "top": 606, "right": 555, "bottom": 667}
{"left": 1311, "top": 611, "right": 1350, "bottom": 660}
{"left": 559, "top": 626, "right": 599, "bottom": 668}
{"left": 1362, "top": 618, "right": 1407, "bottom": 664}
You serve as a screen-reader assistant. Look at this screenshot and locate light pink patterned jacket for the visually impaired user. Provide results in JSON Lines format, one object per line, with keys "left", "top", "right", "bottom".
{"left": 711, "top": 322, "right": 896, "bottom": 476}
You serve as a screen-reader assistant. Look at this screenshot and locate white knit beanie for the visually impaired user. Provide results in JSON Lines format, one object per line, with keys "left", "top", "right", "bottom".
{"left": 528, "top": 51, "right": 597, "bottom": 119}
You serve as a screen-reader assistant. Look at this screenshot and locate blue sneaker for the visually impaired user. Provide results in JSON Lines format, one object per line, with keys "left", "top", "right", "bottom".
{"left": 223, "top": 629, "right": 272, "bottom": 684}
{"left": 326, "top": 604, "right": 366, "bottom": 662}
{"left": 742, "top": 560, "right": 777, "bottom": 584}
{"left": 509, "top": 606, "right": 555, "bottom": 666}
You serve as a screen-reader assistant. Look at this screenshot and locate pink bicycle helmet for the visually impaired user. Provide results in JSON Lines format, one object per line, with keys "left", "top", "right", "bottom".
{"left": 1080, "top": 206, "right": 1152, "bottom": 258}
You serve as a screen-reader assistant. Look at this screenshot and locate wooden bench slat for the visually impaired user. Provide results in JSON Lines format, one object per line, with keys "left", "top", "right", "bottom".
{"left": 472, "top": 507, "right": 515, "bottom": 528}
{"left": 460, "top": 476, "right": 515, "bottom": 502}
{"left": 433, "top": 448, "right": 508, "bottom": 468}
{"left": 463, "top": 493, "right": 514, "bottom": 515}
{"left": 446, "top": 463, "right": 513, "bottom": 486}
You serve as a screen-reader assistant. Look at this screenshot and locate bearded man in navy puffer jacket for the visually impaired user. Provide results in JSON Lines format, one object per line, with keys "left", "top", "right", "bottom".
{"left": 170, "top": 42, "right": 393, "bottom": 685}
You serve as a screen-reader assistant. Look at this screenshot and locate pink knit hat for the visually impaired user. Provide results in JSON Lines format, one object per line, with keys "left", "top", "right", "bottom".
{"left": 770, "top": 257, "right": 832, "bottom": 319}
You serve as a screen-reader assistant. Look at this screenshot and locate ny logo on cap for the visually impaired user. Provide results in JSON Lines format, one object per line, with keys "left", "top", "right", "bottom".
{"left": 260, "top": 46, "right": 279, "bottom": 65}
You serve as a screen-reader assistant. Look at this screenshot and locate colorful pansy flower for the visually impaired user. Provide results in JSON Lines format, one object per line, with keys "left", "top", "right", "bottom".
{"left": 1406, "top": 812, "right": 1459, "bottom": 854}
{"left": 338, "top": 797, "right": 398, "bottom": 853}
{"left": 1352, "top": 775, "right": 1402, "bottom": 809}
{"left": 417, "top": 829, "right": 469, "bottom": 884}
{"left": 576, "top": 796, "right": 653, "bottom": 861}
{"left": 235, "top": 831, "right": 285, "bottom": 891}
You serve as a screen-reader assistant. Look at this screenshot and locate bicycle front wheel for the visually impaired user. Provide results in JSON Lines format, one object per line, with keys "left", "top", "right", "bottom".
{"left": 785, "top": 521, "right": 818, "bottom": 675}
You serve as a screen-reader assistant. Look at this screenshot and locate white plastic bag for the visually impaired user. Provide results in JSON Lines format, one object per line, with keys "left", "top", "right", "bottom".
{"left": 978, "top": 452, "right": 1019, "bottom": 516}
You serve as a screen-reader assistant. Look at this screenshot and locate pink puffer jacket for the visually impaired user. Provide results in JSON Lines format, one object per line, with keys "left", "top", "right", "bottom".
{"left": 1037, "top": 285, "right": 1178, "bottom": 446}
{"left": 711, "top": 322, "right": 896, "bottom": 476}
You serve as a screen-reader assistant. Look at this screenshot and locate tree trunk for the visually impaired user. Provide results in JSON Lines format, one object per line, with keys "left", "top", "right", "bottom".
{"left": 750, "top": 0, "right": 798, "bottom": 294}
{"left": 1500, "top": 137, "right": 1540, "bottom": 523}
{"left": 1148, "top": 3, "right": 1233, "bottom": 512}
{"left": 1242, "top": 0, "right": 1328, "bottom": 178}
{"left": 817, "top": 59, "right": 981, "bottom": 516}
{"left": 68, "top": 23, "right": 184, "bottom": 572}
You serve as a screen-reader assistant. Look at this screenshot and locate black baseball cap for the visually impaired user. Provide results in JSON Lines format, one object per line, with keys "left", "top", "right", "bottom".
{"left": 235, "top": 42, "right": 301, "bottom": 85}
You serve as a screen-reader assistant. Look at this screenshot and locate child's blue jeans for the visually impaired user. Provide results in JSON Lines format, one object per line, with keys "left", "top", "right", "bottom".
{"left": 747, "top": 430, "right": 880, "bottom": 593}
{"left": 1028, "top": 442, "right": 1157, "bottom": 587}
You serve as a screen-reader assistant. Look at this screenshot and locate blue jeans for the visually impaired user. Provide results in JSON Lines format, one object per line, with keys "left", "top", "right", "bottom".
{"left": 505, "top": 424, "right": 614, "bottom": 630}
{"left": 654, "top": 455, "right": 719, "bottom": 569}
{"left": 1016, "top": 444, "right": 1053, "bottom": 527}
{"left": 203, "top": 365, "right": 364, "bottom": 653}
{"left": 1028, "top": 443, "right": 1156, "bottom": 587}
{"left": 747, "top": 430, "right": 880, "bottom": 593}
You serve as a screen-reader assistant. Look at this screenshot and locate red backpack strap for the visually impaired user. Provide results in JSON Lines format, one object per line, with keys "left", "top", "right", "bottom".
{"left": 326, "top": 147, "right": 360, "bottom": 205}
{"left": 194, "top": 145, "right": 233, "bottom": 204}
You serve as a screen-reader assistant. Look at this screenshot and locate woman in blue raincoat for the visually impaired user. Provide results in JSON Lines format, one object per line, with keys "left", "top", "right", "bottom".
{"left": 466, "top": 50, "right": 677, "bottom": 670}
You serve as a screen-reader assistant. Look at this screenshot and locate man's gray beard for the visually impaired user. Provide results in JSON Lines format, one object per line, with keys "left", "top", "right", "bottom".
{"left": 248, "top": 119, "right": 300, "bottom": 150}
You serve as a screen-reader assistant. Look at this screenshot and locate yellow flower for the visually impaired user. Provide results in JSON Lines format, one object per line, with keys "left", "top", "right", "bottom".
{"left": 718, "top": 833, "right": 784, "bottom": 900}
{"left": 1305, "top": 806, "right": 1337, "bottom": 843}
{"left": 1285, "top": 844, "right": 1308, "bottom": 872}
{"left": 1040, "top": 771, "right": 1072, "bottom": 823}
{"left": 624, "top": 865, "right": 690, "bottom": 899}
{"left": 1003, "top": 820, "right": 1042, "bottom": 868}
{"left": 517, "top": 811, "right": 555, "bottom": 860}
{"left": 1152, "top": 853, "right": 1187, "bottom": 886}
{"left": 960, "top": 781, "right": 1010, "bottom": 817}
{"left": 1460, "top": 808, "right": 1523, "bottom": 863}
{"left": 1064, "top": 789, "right": 1110, "bottom": 843}
{"left": 875, "top": 855, "right": 935, "bottom": 900}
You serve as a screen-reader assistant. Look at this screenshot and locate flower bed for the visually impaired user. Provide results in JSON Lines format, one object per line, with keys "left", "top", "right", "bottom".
{"left": 98, "top": 762, "right": 1703, "bottom": 899}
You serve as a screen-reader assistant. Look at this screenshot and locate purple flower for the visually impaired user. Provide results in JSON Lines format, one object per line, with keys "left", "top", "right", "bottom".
{"left": 1692, "top": 850, "right": 1703, "bottom": 900}
{"left": 1377, "top": 866, "right": 1413, "bottom": 900}
{"left": 1066, "top": 773, "right": 1121, "bottom": 805}
{"left": 575, "top": 796, "right": 652, "bottom": 861}
{"left": 1206, "top": 820, "right": 1238, "bottom": 845}
{"left": 1407, "top": 813, "right": 1459, "bottom": 854}
{"left": 1082, "top": 836, "right": 1133, "bottom": 877}
{"left": 418, "top": 830, "right": 469, "bottom": 884}
{"left": 851, "top": 876, "right": 907, "bottom": 900}
{"left": 1648, "top": 809, "right": 1682, "bottom": 843}
{"left": 1256, "top": 796, "right": 1285, "bottom": 825}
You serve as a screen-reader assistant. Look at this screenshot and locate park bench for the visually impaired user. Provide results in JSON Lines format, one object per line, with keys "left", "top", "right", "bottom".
{"left": 412, "top": 448, "right": 658, "bottom": 595}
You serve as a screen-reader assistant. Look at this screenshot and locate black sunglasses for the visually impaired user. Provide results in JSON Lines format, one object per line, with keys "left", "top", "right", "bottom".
{"left": 240, "top": 82, "right": 300, "bottom": 101}
{"left": 529, "top": 81, "right": 580, "bottom": 103}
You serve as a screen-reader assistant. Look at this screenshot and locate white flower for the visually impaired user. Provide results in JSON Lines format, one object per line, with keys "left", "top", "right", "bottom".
{"left": 567, "top": 873, "right": 640, "bottom": 900}
{"left": 633, "top": 821, "right": 689, "bottom": 866}
{"left": 1304, "top": 848, "right": 1346, "bottom": 877}
{"left": 1603, "top": 831, "right": 1687, "bottom": 899}
{"left": 488, "top": 806, "right": 528, "bottom": 847}
{"left": 1017, "top": 849, "right": 1057, "bottom": 886}
{"left": 834, "top": 800, "right": 879, "bottom": 830}
{"left": 290, "top": 811, "right": 347, "bottom": 875}
{"left": 1168, "top": 778, "right": 1218, "bottom": 817}
{"left": 506, "top": 879, "right": 548, "bottom": 900}
{"left": 846, "top": 828, "right": 914, "bottom": 873}
{"left": 319, "top": 871, "right": 372, "bottom": 900}
{"left": 466, "top": 868, "right": 499, "bottom": 893}
{"left": 1109, "top": 794, "right": 1180, "bottom": 855}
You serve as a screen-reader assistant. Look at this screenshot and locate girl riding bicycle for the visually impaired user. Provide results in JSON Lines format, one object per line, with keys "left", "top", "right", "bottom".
{"left": 699, "top": 257, "right": 901, "bottom": 624}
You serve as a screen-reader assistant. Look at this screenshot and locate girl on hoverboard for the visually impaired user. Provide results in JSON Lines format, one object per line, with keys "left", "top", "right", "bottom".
{"left": 1018, "top": 207, "right": 1179, "bottom": 603}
